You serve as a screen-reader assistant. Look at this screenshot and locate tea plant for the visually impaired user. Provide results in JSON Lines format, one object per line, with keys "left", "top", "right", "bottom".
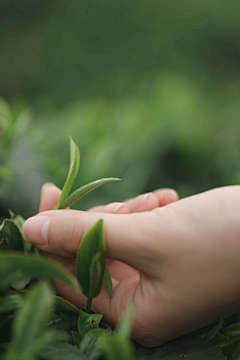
{"left": 0, "top": 135, "right": 237, "bottom": 360}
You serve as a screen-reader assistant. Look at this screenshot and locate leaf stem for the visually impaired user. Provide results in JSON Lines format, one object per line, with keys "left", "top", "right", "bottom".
{"left": 86, "top": 297, "right": 92, "bottom": 314}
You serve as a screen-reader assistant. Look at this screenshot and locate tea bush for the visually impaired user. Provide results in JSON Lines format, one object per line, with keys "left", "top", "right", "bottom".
{"left": 0, "top": 136, "right": 240, "bottom": 359}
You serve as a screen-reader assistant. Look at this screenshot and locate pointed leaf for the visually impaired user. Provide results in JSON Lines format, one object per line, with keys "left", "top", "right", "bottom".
{"left": 101, "top": 333, "right": 134, "bottom": 360}
{"left": 78, "top": 311, "right": 103, "bottom": 337}
{"left": 3, "top": 282, "right": 55, "bottom": 360}
{"left": 228, "top": 323, "right": 240, "bottom": 338}
{"left": 0, "top": 293, "right": 24, "bottom": 314}
{"left": 55, "top": 295, "right": 81, "bottom": 314}
{"left": 40, "top": 342, "right": 90, "bottom": 360}
{"left": 47, "top": 309, "right": 79, "bottom": 329}
{"left": 205, "top": 318, "right": 224, "bottom": 341}
{"left": 76, "top": 219, "right": 106, "bottom": 298}
{"left": 71, "top": 331, "right": 82, "bottom": 347}
{"left": 80, "top": 328, "right": 104, "bottom": 360}
{"left": 89, "top": 252, "right": 103, "bottom": 298}
{"left": 104, "top": 266, "right": 113, "bottom": 298}
{"left": 61, "top": 178, "right": 120, "bottom": 209}
{"left": 55, "top": 136, "right": 80, "bottom": 209}
{"left": 116, "top": 302, "right": 134, "bottom": 337}
{"left": 0, "top": 253, "right": 78, "bottom": 292}
{"left": 0, "top": 219, "right": 24, "bottom": 252}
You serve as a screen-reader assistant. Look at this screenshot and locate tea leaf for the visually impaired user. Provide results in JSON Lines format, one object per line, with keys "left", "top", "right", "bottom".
{"left": 116, "top": 302, "right": 134, "bottom": 337}
{"left": 11, "top": 277, "right": 31, "bottom": 290}
{"left": 104, "top": 266, "right": 113, "bottom": 298}
{"left": 78, "top": 312, "right": 103, "bottom": 337}
{"left": 9, "top": 211, "right": 32, "bottom": 253}
{"left": 55, "top": 136, "right": 80, "bottom": 210}
{"left": 205, "top": 318, "right": 224, "bottom": 341}
{"left": 76, "top": 219, "right": 106, "bottom": 299}
{"left": 0, "top": 253, "right": 78, "bottom": 292}
{"left": 80, "top": 328, "right": 104, "bottom": 360}
{"left": 89, "top": 252, "right": 103, "bottom": 298}
{"left": 227, "top": 323, "right": 240, "bottom": 338}
{"left": 101, "top": 333, "right": 134, "bottom": 360}
{"left": 71, "top": 331, "right": 82, "bottom": 347}
{"left": 40, "top": 342, "right": 90, "bottom": 360}
{"left": 0, "top": 219, "right": 24, "bottom": 252}
{"left": 61, "top": 178, "right": 120, "bottom": 209}
{"left": 3, "top": 282, "right": 55, "bottom": 360}
{"left": 0, "top": 293, "right": 24, "bottom": 314}
{"left": 215, "top": 335, "right": 240, "bottom": 349}
{"left": 47, "top": 309, "right": 79, "bottom": 329}
{"left": 55, "top": 295, "right": 81, "bottom": 314}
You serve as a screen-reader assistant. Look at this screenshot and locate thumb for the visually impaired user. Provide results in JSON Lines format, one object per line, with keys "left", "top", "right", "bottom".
{"left": 22, "top": 209, "right": 156, "bottom": 274}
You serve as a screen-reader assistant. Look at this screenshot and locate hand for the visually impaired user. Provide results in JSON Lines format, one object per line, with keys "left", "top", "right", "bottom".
{"left": 23, "top": 185, "right": 240, "bottom": 347}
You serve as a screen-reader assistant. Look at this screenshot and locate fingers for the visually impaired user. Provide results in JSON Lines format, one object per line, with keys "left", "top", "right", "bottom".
{"left": 152, "top": 188, "right": 179, "bottom": 206}
{"left": 88, "top": 188, "right": 179, "bottom": 214}
{"left": 22, "top": 209, "right": 159, "bottom": 275}
{"left": 39, "top": 183, "right": 61, "bottom": 212}
{"left": 88, "top": 203, "right": 130, "bottom": 214}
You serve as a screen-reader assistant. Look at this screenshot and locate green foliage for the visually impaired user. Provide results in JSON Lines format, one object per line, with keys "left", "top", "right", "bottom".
{"left": 3, "top": 282, "right": 55, "bottom": 360}
{"left": 0, "top": 134, "right": 235, "bottom": 360}
{"left": 76, "top": 219, "right": 107, "bottom": 312}
{"left": 55, "top": 136, "right": 80, "bottom": 210}
{"left": 0, "top": 219, "right": 24, "bottom": 252}
{"left": 78, "top": 312, "right": 103, "bottom": 337}
{"left": 0, "top": 252, "right": 77, "bottom": 292}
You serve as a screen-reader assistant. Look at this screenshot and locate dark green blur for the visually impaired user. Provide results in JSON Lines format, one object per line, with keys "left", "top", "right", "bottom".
{"left": 0, "top": 0, "right": 240, "bottom": 217}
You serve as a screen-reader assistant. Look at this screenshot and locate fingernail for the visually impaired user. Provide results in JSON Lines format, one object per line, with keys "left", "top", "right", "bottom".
{"left": 113, "top": 203, "right": 129, "bottom": 214}
{"left": 141, "top": 193, "right": 152, "bottom": 204}
{"left": 22, "top": 216, "right": 51, "bottom": 245}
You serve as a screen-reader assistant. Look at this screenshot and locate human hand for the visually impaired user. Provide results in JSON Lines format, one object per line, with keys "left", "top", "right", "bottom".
{"left": 23, "top": 185, "right": 240, "bottom": 347}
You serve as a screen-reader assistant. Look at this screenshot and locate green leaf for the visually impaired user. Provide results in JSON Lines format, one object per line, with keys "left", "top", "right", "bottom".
{"left": 78, "top": 311, "right": 103, "bottom": 337}
{"left": 0, "top": 293, "right": 24, "bottom": 314}
{"left": 134, "top": 333, "right": 226, "bottom": 359}
{"left": 204, "top": 318, "right": 224, "bottom": 341}
{"left": 47, "top": 309, "right": 79, "bottom": 329}
{"left": 61, "top": 178, "right": 120, "bottom": 209}
{"left": 0, "top": 219, "right": 24, "bottom": 252}
{"left": 8, "top": 210, "right": 25, "bottom": 232}
{"left": 3, "top": 282, "right": 55, "bottom": 360}
{"left": 11, "top": 277, "right": 31, "bottom": 290}
{"left": 228, "top": 323, "right": 240, "bottom": 338}
{"left": 104, "top": 266, "right": 113, "bottom": 298}
{"left": 80, "top": 328, "right": 104, "bottom": 360}
{"left": 116, "top": 302, "right": 134, "bottom": 337}
{"left": 101, "top": 333, "right": 134, "bottom": 360}
{"left": 55, "top": 136, "right": 80, "bottom": 210}
{"left": 71, "top": 331, "right": 82, "bottom": 347}
{"left": 55, "top": 295, "right": 81, "bottom": 314}
{"left": 0, "top": 253, "right": 78, "bottom": 292}
{"left": 40, "top": 342, "right": 90, "bottom": 360}
{"left": 9, "top": 210, "right": 33, "bottom": 253}
{"left": 76, "top": 219, "right": 106, "bottom": 298}
{"left": 89, "top": 252, "right": 103, "bottom": 298}
{"left": 215, "top": 335, "right": 240, "bottom": 349}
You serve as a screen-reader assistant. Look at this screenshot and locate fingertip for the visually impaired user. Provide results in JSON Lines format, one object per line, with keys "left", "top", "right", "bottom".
{"left": 39, "top": 182, "right": 61, "bottom": 212}
{"left": 160, "top": 189, "right": 179, "bottom": 206}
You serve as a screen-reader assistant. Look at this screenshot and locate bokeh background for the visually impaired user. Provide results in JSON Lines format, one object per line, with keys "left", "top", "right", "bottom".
{"left": 1, "top": 0, "right": 240, "bottom": 218}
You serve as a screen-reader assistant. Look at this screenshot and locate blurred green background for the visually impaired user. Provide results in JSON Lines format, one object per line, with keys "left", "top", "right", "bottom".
{"left": 1, "top": 0, "right": 240, "bottom": 218}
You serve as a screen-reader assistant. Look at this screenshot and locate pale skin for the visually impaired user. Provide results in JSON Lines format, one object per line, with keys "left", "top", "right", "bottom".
{"left": 23, "top": 184, "right": 240, "bottom": 347}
